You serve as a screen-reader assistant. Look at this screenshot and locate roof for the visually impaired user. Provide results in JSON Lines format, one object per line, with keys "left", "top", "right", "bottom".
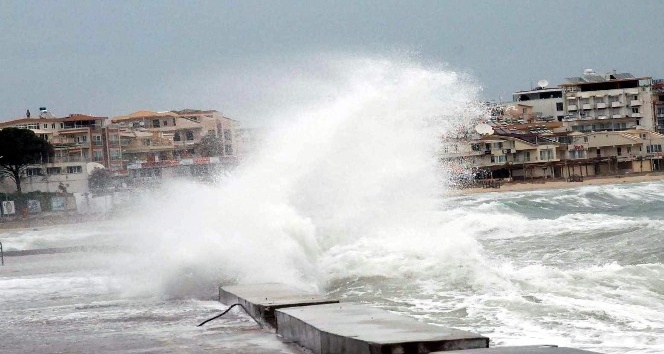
{"left": 0, "top": 114, "right": 105, "bottom": 128}
{"left": 562, "top": 73, "right": 650, "bottom": 86}
{"left": 112, "top": 110, "right": 178, "bottom": 122}
{"left": 171, "top": 109, "right": 218, "bottom": 115}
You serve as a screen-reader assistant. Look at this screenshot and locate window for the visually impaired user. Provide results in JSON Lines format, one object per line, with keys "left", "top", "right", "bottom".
{"left": 43, "top": 124, "right": 47, "bottom": 129}
{"left": 173, "top": 132, "right": 181, "bottom": 141}
{"left": 539, "top": 149, "right": 553, "bottom": 160}
{"left": 632, "top": 107, "right": 640, "bottom": 113}
{"left": 617, "top": 147, "right": 622, "bottom": 156}
{"left": 27, "top": 123, "right": 39, "bottom": 129}
{"left": 647, "top": 145, "right": 663, "bottom": 153}
{"left": 471, "top": 143, "right": 481, "bottom": 151}
{"left": 186, "top": 131, "right": 194, "bottom": 140}
{"left": 60, "top": 123, "right": 63, "bottom": 128}
{"left": 636, "top": 120, "right": 640, "bottom": 126}
{"left": 490, "top": 155, "right": 506, "bottom": 163}
{"left": 627, "top": 147, "right": 632, "bottom": 154}
{"left": 66, "top": 166, "right": 82, "bottom": 174}
{"left": 26, "top": 167, "right": 43, "bottom": 176}
{"left": 142, "top": 139, "right": 150, "bottom": 146}
{"left": 93, "top": 150, "right": 103, "bottom": 161}
{"left": 556, "top": 102, "right": 563, "bottom": 111}
{"left": 47, "top": 167, "right": 61, "bottom": 175}
{"left": 224, "top": 144, "right": 233, "bottom": 155}
{"left": 111, "top": 149, "right": 121, "bottom": 160}
{"left": 583, "top": 137, "right": 588, "bottom": 143}
{"left": 152, "top": 119, "right": 160, "bottom": 128}
{"left": 163, "top": 120, "right": 168, "bottom": 126}
{"left": 523, "top": 151, "right": 531, "bottom": 161}
{"left": 52, "top": 123, "right": 55, "bottom": 129}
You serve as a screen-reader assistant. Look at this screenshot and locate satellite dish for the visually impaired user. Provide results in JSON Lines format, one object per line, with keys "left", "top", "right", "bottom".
{"left": 475, "top": 124, "right": 494, "bottom": 135}
{"left": 537, "top": 79, "right": 549, "bottom": 88}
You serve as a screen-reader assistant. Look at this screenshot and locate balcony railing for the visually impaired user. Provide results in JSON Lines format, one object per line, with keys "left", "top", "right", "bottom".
{"left": 582, "top": 104, "right": 592, "bottom": 110}
{"left": 630, "top": 100, "right": 643, "bottom": 106}
{"left": 631, "top": 113, "right": 643, "bottom": 118}
{"left": 612, "top": 114, "right": 623, "bottom": 119}
{"left": 568, "top": 105, "right": 578, "bottom": 111}
{"left": 595, "top": 103, "right": 607, "bottom": 109}
{"left": 611, "top": 101, "right": 624, "bottom": 107}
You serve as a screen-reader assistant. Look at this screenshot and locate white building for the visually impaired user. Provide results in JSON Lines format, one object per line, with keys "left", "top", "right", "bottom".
{"left": 560, "top": 70, "right": 655, "bottom": 133}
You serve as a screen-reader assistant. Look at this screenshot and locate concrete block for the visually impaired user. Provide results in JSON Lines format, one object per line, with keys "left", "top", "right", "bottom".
{"left": 276, "top": 302, "right": 489, "bottom": 354}
{"left": 440, "top": 345, "right": 603, "bottom": 354}
{"left": 218, "top": 283, "right": 339, "bottom": 328}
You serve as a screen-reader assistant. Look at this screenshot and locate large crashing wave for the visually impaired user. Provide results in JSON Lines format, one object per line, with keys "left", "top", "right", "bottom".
{"left": 112, "top": 56, "right": 486, "bottom": 298}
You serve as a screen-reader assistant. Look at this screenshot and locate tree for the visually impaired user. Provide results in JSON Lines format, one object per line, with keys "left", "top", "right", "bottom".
{"left": 0, "top": 127, "right": 53, "bottom": 193}
{"left": 88, "top": 167, "right": 113, "bottom": 194}
{"left": 197, "top": 131, "right": 224, "bottom": 157}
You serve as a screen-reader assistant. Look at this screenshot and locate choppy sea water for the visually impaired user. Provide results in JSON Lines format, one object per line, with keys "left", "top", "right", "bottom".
{"left": 1, "top": 181, "right": 662, "bottom": 353}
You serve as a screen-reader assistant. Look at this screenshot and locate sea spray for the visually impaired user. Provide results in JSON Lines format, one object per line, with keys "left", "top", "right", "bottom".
{"left": 111, "top": 56, "right": 486, "bottom": 298}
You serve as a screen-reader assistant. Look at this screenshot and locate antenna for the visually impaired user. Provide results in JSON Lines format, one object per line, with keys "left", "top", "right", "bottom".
{"left": 474, "top": 124, "right": 494, "bottom": 135}
{"left": 537, "top": 79, "right": 549, "bottom": 88}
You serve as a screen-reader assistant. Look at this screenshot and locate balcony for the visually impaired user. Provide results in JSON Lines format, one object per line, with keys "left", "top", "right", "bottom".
{"left": 568, "top": 105, "right": 578, "bottom": 111}
{"left": 611, "top": 101, "right": 624, "bottom": 108}
{"left": 597, "top": 115, "right": 608, "bottom": 120}
{"left": 582, "top": 104, "right": 592, "bottom": 110}
{"left": 595, "top": 102, "right": 607, "bottom": 109}
{"left": 631, "top": 113, "right": 643, "bottom": 118}
{"left": 612, "top": 114, "right": 624, "bottom": 119}
{"left": 630, "top": 100, "right": 643, "bottom": 106}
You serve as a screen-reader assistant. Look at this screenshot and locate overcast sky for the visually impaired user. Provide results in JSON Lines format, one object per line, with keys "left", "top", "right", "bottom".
{"left": 1, "top": 0, "right": 663, "bottom": 124}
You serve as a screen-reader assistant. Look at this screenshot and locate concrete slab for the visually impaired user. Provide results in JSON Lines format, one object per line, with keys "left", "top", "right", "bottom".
{"left": 219, "top": 283, "right": 339, "bottom": 328}
{"left": 441, "top": 346, "right": 602, "bottom": 354}
{"left": 276, "top": 302, "right": 489, "bottom": 354}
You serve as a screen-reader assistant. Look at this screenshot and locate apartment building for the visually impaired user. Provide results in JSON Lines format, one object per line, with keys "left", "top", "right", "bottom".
{"left": 111, "top": 109, "right": 239, "bottom": 185}
{"left": 512, "top": 86, "right": 565, "bottom": 122}
{"left": 560, "top": 70, "right": 655, "bottom": 132}
{"left": 653, "top": 79, "right": 664, "bottom": 133}
{"left": 111, "top": 109, "right": 237, "bottom": 162}
{"left": 0, "top": 113, "right": 116, "bottom": 193}
{"left": 442, "top": 127, "right": 664, "bottom": 183}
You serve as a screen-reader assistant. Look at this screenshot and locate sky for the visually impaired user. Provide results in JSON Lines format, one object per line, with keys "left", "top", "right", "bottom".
{"left": 1, "top": 0, "right": 663, "bottom": 125}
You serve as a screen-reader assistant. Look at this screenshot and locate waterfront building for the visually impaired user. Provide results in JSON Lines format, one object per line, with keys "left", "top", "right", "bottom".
{"left": 511, "top": 86, "right": 565, "bottom": 122}
{"left": 110, "top": 109, "right": 239, "bottom": 186}
{"left": 652, "top": 79, "right": 664, "bottom": 133}
{"left": 560, "top": 70, "right": 655, "bottom": 133}
{"left": 0, "top": 113, "right": 117, "bottom": 193}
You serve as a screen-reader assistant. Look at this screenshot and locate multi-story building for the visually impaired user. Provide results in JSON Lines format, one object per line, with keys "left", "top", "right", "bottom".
{"left": 0, "top": 113, "right": 117, "bottom": 193}
{"left": 111, "top": 109, "right": 238, "bottom": 163}
{"left": 110, "top": 109, "right": 239, "bottom": 186}
{"left": 560, "top": 70, "right": 655, "bottom": 133}
{"left": 511, "top": 86, "right": 565, "bottom": 122}
{"left": 442, "top": 128, "right": 664, "bottom": 182}
{"left": 652, "top": 78, "right": 664, "bottom": 133}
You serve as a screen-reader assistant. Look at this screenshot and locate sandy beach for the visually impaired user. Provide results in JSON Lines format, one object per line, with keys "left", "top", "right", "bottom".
{"left": 454, "top": 172, "right": 664, "bottom": 195}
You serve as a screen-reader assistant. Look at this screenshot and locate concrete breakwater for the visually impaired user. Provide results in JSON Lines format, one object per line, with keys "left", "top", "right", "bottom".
{"left": 214, "top": 283, "right": 602, "bottom": 354}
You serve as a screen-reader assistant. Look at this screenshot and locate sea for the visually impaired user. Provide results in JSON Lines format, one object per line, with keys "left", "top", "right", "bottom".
{"left": 1, "top": 57, "right": 663, "bottom": 353}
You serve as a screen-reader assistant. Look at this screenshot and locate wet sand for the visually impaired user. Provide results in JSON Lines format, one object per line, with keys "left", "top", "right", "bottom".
{"left": 454, "top": 173, "right": 664, "bottom": 195}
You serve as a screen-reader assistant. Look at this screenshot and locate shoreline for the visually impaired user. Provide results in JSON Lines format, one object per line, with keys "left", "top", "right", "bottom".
{"left": 452, "top": 172, "right": 664, "bottom": 196}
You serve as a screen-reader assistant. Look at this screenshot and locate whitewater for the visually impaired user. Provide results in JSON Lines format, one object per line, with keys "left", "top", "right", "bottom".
{"left": 1, "top": 57, "right": 663, "bottom": 353}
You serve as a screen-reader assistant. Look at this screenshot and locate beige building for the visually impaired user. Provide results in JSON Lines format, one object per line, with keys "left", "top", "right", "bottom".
{"left": 560, "top": 70, "right": 655, "bottom": 132}
{"left": 111, "top": 109, "right": 238, "bottom": 164}
{"left": 0, "top": 114, "right": 119, "bottom": 193}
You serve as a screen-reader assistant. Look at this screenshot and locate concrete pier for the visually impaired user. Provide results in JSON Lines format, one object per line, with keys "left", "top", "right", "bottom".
{"left": 276, "top": 303, "right": 489, "bottom": 354}
{"left": 442, "top": 346, "right": 602, "bottom": 354}
{"left": 218, "top": 283, "right": 339, "bottom": 328}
